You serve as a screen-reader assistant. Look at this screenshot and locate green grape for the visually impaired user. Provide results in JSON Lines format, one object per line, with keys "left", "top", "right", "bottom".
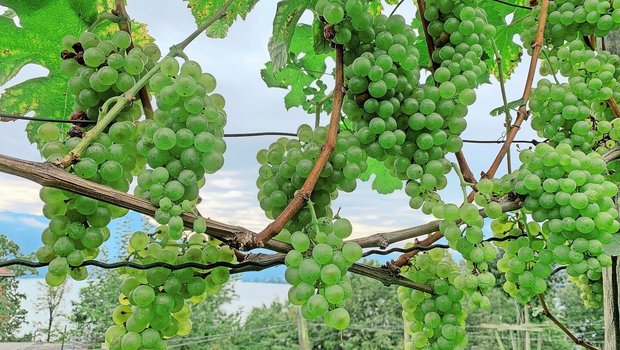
{"left": 37, "top": 123, "right": 60, "bottom": 142}
{"left": 323, "top": 3, "right": 345, "bottom": 24}
{"left": 112, "top": 30, "right": 132, "bottom": 50}
{"left": 83, "top": 47, "right": 106, "bottom": 67}
{"left": 153, "top": 127, "right": 177, "bottom": 150}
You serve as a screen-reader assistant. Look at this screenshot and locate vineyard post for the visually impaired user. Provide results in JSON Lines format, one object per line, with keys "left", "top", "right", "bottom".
{"left": 604, "top": 29, "right": 620, "bottom": 350}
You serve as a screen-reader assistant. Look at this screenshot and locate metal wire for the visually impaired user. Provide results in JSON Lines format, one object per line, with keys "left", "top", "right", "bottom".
{"left": 362, "top": 234, "right": 527, "bottom": 257}
{"left": 0, "top": 257, "right": 282, "bottom": 271}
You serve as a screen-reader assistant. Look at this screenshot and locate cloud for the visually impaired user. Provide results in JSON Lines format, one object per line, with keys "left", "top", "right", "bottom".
{"left": 0, "top": 176, "right": 43, "bottom": 215}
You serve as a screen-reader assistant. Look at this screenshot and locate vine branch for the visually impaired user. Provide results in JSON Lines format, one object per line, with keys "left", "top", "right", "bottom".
{"left": 352, "top": 199, "right": 523, "bottom": 250}
{"left": 0, "top": 154, "right": 439, "bottom": 291}
{"left": 247, "top": 45, "right": 345, "bottom": 249}
{"left": 538, "top": 294, "right": 599, "bottom": 350}
{"left": 480, "top": 0, "right": 549, "bottom": 184}
{"left": 415, "top": 0, "right": 438, "bottom": 73}
{"left": 363, "top": 233, "right": 526, "bottom": 257}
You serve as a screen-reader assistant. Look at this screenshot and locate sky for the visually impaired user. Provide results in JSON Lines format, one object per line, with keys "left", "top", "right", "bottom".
{"left": 0, "top": 0, "right": 540, "bottom": 257}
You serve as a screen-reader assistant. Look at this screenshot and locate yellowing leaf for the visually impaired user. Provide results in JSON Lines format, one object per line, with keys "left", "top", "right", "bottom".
{"left": 184, "top": 0, "right": 259, "bottom": 38}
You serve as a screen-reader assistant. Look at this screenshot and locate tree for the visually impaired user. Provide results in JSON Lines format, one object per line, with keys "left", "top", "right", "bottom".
{"left": 34, "top": 281, "right": 70, "bottom": 342}
{"left": 69, "top": 268, "right": 123, "bottom": 346}
{"left": 0, "top": 235, "right": 34, "bottom": 341}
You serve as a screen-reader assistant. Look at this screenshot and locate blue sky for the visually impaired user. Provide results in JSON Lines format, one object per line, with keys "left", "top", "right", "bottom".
{"left": 0, "top": 1, "right": 541, "bottom": 270}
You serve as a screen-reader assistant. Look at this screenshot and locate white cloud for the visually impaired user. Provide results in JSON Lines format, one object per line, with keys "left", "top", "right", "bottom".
{"left": 0, "top": 176, "right": 42, "bottom": 215}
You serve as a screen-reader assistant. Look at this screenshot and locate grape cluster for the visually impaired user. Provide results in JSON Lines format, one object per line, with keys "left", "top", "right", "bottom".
{"left": 134, "top": 57, "right": 227, "bottom": 236}
{"left": 435, "top": 202, "right": 496, "bottom": 310}
{"left": 402, "top": 0, "right": 495, "bottom": 205}
{"left": 104, "top": 230, "right": 235, "bottom": 350}
{"left": 522, "top": 0, "right": 620, "bottom": 50}
{"left": 319, "top": 0, "right": 495, "bottom": 206}
{"left": 529, "top": 80, "right": 604, "bottom": 151}
{"left": 321, "top": 0, "right": 421, "bottom": 160}
{"left": 283, "top": 215, "right": 362, "bottom": 329}
{"left": 61, "top": 30, "right": 159, "bottom": 123}
{"left": 34, "top": 31, "right": 158, "bottom": 285}
{"left": 256, "top": 126, "right": 367, "bottom": 232}
{"left": 516, "top": 143, "right": 617, "bottom": 305}
{"left": 399, "top": 250, "right": 468, "bottom": 350}
{"left": 493, "top": 218, "right": 553, "bottom": 303}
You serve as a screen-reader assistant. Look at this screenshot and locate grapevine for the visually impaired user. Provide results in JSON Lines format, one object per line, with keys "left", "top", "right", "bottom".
{"left": 1, "top": 0, "right": 620, "bottom": 349}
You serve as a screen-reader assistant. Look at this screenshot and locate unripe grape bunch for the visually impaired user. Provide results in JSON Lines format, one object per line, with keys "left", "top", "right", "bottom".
{"left": 104, "top": 229, "right": 235, "bottom": 349}
{"left": 399, "top": 249, "right": 469, "bottom": 350}
{"left": 35, "top": 30, "right": 160, "bottom": 286}
{"left": 283, "top": 209, "right": 363, "bottom": 329}
{"left": 135, "top": 56, "right": 227, "bottom": 237}
{"left": 256, "top": 125, "right": 367, "bottom": 233}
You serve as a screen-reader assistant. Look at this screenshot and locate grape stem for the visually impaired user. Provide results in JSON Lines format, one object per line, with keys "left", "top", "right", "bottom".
{"left": 492, "top": 40, "right": 514, "bottom": 174}
{"left": 477, "top": 0, "right": 550, "bottom": 186}
{"left": 314, "top": 90, "right": 333, "bottom": 129}
{"left": 87, "top": 12, "right": 123, "bottom": 31}
{"left": 389, "top": 0, "right": 405, "bottom": 16}
{"left": 54, "top": 0, "right": 236, "bottom": 167}
{"left": 538, "top": 294, "right": 599, "bottom": 350}
{"left": 540, "top": 49, "right": 561, "bottom": 84}
{"left": 451, "top": 162, "right": 472, "bottom": 204}
{"left": 114, "top": 0, "right": 154, "bottom": 120}
{"left": 306, "top": 199, "right": 321, "bottom": 237}
{"left": 246, "top": 44, "right": 346, "bottom": 249}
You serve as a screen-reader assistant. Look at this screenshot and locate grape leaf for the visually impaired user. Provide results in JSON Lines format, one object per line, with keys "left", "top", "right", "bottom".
{"left": 261, "top": 24, "right": 333, "bottom": 111}
{"left": 0, "top": 0, "right": 152, "bottom": 145}
{"left": 359, "top": 158, "right": 403, "bottom": 194}
{"left": 482, "top": 0, "right": 530, "bottom": 79}
{"left": 489, "top": 97, "right": 526, "bottom": 117}
{"left": 368, "top": 0, "right": 384, "bottom": 15}
{"left": 69, "top": 0, "right": 98, "bottom": 24}
{"left": 268, "top": 0, "right": 317, "bottom": 72}
{"left": 184, "top": 0, "right": 259, "bottom": 38}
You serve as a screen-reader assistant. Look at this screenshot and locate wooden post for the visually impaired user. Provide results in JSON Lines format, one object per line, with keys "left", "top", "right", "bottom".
{"left": 605, "top": 32, "right": 620, "bottom": 349}
{"left": 296, "top": 307, "right": 311, "bottom": 350}
{"left": 604, "top": 256, "right": 620, "bottom": 350}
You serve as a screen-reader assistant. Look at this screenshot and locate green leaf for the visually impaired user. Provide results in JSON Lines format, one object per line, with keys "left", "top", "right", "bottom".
{"left": 268, "top": 0, "right": 316, "bottom": 71}
{"left": 368, "top": 0, "right": 383, "bottom": 15}
{"left": 0, "top": 0, "right": 151, "bottom": 145}
{"left": 359, "top": 158, "right": 403, "bottom": 194}
{"left": 261, "top": 61, "right": 316, "bottom": 109}
{"left": 69, "top": 0, "right": 98, "bottom": 24}
{"left": 184, "top": 0, "right": 259, "bottom": 38}
{"left": 482, "top": 0, "right": 530, "bottom": 79}
{"left": 489, "top": 97, "right": 526, "bottom": 117}
{"left": 605, "top": 234, "right": 620, "bottom": 256}
{"left": 0, "top": 0, "right": 92, "bottom": 144}
{"left": 261, "top": 24, "right": 332, "bottom": 111}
